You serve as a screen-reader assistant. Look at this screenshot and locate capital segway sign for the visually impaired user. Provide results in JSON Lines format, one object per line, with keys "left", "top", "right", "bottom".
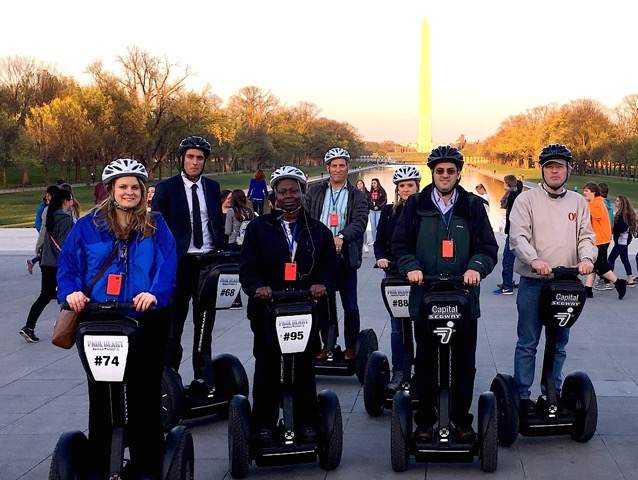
{"left": 84, "top": 335, "right": 129, "bottom": 382}
{"left": 276, "top": 313, "right": 313, "bottom": 354}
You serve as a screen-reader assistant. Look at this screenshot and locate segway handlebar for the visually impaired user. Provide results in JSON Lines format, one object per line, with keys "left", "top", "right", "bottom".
{"left": 421, "top": 274, "right": 466, "bottom": 284}
{"left": 270, "top": 289, "right": 313, "bottom": 301}
{"left": 61, "top": 301, "right": 155, "bottom": 312}
{"left": 531, "top": 266, "right": 580, "bottom": 276}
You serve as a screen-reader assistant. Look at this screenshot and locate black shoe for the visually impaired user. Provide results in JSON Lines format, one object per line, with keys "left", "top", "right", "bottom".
{"left": 556, "top": 393, "right": 571, "bottom": 416}
{"left": 519, "top": 398, "right": 536, "bottom": 416}
{"left": 413, "top": 425, "right": 433, "bottom": 443}
{"left": 299, "top": 426, "right": 317, "bottom": 443}
{"left": 456, "top": 425, "right": 476, "bottom": 443}
{"left": 19, "top": 326, "right": 39, "bottom": 343}
{"left": 255, "top": 429, "right": 274, "bottom": 447}
{"left": 386, "top": 371, "right": 404, "bottom": 392}
{"left": 615, "top": 279, "right": 627, "bottom": 300}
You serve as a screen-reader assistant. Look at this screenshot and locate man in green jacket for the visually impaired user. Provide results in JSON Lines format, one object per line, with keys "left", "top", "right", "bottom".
{"left": 392, "top": 145, "right": 498, "bottom": 442}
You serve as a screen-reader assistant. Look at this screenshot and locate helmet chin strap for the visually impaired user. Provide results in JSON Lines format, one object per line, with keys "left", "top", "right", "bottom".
{"left": 110, "top": 197, "right": 130, "bottom": 211}
{"left": 434, "top": 176, "right": 461, "bottom": 197}
{"left": 541, "top": 171, "right": 568, "bottom": 198}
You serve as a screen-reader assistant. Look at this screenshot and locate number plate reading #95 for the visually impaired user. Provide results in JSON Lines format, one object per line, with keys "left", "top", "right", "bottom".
{"left": 276, "top": 314, "right": 312, "bottom": 354}
{"left": 84, "top": 335, "right": 129, "bottom": 382}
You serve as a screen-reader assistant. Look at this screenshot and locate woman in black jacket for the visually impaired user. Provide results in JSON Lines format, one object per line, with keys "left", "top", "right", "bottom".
{"left": 239, "top": 166, "right": 337, "bottom": 445}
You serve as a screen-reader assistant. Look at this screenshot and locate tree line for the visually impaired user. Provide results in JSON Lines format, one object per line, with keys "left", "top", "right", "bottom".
{"left": 0, "top": 48, "right": 368, "bottom": 188}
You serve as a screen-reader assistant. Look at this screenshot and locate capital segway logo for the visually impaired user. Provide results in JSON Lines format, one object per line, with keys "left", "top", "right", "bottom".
{"left": 551, "top": 293, "right": 581, "bottom": 307}
{"left": 428, "top": 305, "right": 461, "bottom": 320}
{"left": 433, "top": 321, "right": 455, "bottom": 344}
{"left": 554, "top": 307, "right": 574, "bottom": 327}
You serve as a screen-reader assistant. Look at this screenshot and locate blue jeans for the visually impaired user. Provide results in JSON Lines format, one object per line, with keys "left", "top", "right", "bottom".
{"left": 514, "top": 276, "right": 569, "bottom": 399}
{"left": 608, "top": 243, "right": 632, "bottom": 276}
{"left": 390, "top": 316, "right": 404, "bottom": 372}
{"left": 369, "top": 209, "right": 381, "bottom": 242}
{"left": 501, "top": 236, "right": 515, "bottom": 289}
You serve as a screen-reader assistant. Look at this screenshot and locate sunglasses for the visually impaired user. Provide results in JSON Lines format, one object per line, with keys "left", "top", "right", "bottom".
{"left": 434, "top": 167, "right": 458, "bottom": 175}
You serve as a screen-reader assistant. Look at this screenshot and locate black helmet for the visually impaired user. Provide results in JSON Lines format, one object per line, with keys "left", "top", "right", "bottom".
{"left": 179, "top": 136, "right": 211, "bottom": 159}
{"left": 538, "top": 144, "right": 572, "bottom": 166}
{"left": 427, "top": 145, "right": 464, "bottom": 170}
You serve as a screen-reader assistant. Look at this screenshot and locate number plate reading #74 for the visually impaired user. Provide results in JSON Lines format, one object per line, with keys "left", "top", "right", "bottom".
{"left": 275, "top": 314, "right": 312, "bottom": 354}
{"left": 84, "top": 335, "right": 129, "bottom": 382}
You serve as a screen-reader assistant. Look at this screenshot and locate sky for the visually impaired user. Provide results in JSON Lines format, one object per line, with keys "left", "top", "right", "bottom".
{"left": 2, "top": 1, "right": 637, "bottom": 145}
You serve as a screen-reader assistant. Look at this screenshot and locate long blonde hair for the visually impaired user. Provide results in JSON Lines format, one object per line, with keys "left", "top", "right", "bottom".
{"left": 93, "top": 178, "right": 156, "bottom": 239}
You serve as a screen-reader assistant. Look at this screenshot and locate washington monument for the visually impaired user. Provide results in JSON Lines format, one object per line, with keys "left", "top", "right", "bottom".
{"left": 417, "top": 18, "right": 432, "bottom": 153}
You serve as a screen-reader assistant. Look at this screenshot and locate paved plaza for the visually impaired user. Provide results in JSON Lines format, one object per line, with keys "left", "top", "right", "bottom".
{"left": 1, "top": 228, "right": 637, "bottom": 479}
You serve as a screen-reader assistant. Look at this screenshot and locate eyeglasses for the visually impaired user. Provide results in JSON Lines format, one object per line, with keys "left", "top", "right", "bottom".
{"left": 434, "top": 168, "right": 457, "bottom": 175}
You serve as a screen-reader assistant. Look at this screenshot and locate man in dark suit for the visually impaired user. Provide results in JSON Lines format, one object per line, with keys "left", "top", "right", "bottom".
{"left": 152, "top": 135, "right": 223, "bottom": 383}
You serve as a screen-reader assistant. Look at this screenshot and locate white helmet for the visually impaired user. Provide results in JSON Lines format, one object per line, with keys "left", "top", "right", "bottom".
{"left": 270, "top": 166, "right": 307, "bottom": 190}
{"left": 392, "top": 165, "right": 421, "bottom": 185}
{"left": 102, "top": 158, "right": 148, "bottom": 185}
{"left": 324, "top": 147, "right": 350, "bottom": 164}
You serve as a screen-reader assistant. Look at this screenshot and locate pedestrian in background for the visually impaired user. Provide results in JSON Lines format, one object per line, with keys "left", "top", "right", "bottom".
{"left": 475, "top": 183, "right": 490, "bottom": 215}
{"left": 26, "top": 185, "right": 58, "bottom": 274}
{"left": 368, "top": 178, "right": 387, "bottom": 245}
{"left": 493, "top": 175, "right": 522, "bottom": 295}
{"left": 247, "top": 169, "right": 269, "bottom": 216}
{"left": 608, "top": 194, "right": 637, "bottom": 287}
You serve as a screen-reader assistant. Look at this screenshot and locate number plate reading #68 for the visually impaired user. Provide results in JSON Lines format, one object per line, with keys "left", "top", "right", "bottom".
{"left": 216, "top": 273, "right": 241, "bottom": 310}
{"left": 384, "top": 285, "right": 410, "bottom": 318}
{"left": 276, "top": 314, "right": 312, "bottom": 354}
{"left": 84, "top": 335, "right": 129, "bottom": 382}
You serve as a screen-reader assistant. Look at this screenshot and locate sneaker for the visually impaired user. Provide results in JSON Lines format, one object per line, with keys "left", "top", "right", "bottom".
{"left": 498, "top": 282, "right": 518, "bottom": 289}
{"left": 363, "top": 244, "right": 369, "bottom": 253}
{"left": 386, "top": 371, "right": 404, "bottom": 392}
{"left": 615, "top": 279, "right": 627, "bottom": 300}
{"left": 413, "top": 425, "right": 433, "bottom": 443}
{"left": 19, "top": 326, "right": 39, "bottom": 343}
{"left": 26, "top": 259, "right": 34, "bottom": 274}
{"left": 519, "top": 398, "right": 536, "bottom": 416}
{"left": 593, "top": 279, "right": 609, "bottom": 291}
{"left": 492, "top": 287, "right": 513, "bottom": 295}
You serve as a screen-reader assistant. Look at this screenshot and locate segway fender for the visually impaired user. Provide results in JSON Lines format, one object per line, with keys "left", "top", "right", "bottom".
{"left": 394, "top": 390, "right": 413, "bottom": 438}
{"left": 477, "top": 391, "right": 496, "bottom": 440}
{"left": 317, "top": 389, "right": 339, "bottom": 428}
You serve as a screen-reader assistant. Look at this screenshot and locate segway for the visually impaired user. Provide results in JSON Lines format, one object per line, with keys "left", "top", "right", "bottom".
{"left": 49, "top": 302, "right": 194, "bottom": 479}
{"left": 391, "top": 275, "right": 498, "bottom": 473}
{"left": 364, "top": 268, "right": 417, "bottom": 416}
{"left": 490, "top": 267, "right": 597, "bottom": 447}
{"left": 162, "top": 251, "right": 249, "bottom": 431}
{"left": 228, "top": 290, "right": 343, "bottom": 478}
{"left": 314, "top": 292, "right": 378, "bottom": 384}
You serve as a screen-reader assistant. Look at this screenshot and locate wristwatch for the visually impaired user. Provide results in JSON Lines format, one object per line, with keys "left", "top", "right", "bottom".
{"left": 337, "top": 233, "right": 344, "bottom": 240}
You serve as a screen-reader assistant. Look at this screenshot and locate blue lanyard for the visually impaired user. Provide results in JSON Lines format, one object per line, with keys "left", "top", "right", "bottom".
{"left": 434, "top": 202, "right": 455, "bottom": 231}
{"left": 330, "top": 187, "right": 343, "bottom": 211}
{"left": 281, "top": 220, "right": 298, "bottom": 259}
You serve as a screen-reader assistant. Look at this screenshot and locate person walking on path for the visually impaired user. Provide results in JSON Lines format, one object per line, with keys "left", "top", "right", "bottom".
{"left": 304, "top": 147, "right": 368, "bottom": 361}
{"left": 247, "top": 168, "right": 269, "bottom": 216}
{"left": 493, "top": 175, "right": 523, "bottom": 295}
{"left": 373, "top": 165, "right": 421, "bottom": 391}
{"left": 475, "top": 183, "right": 491, "bottom": 215}
{"left": 368, "top": 178, "right": 387, "bottom": 245}
{"left": 595, "top": 182, "right": 615, "bottom": 289}
{"left": 392, "top": 145, "right": 497, "bottom": 442}
{"left": 607, "top": 194, "right": 637, "bottom": 287}
{"left": 582, "top": 181, "right": 627, "bottom": 299}
{"left": 152, "top": 135, "right": 224, "bottom": 380}
{"left": 57, "top": 158, "right": 177, "bottom": 478}
{"left": 26, "top": 185, "right": 59, "bottom": 274}
{"left": 356, "top": 179, "right": 371, "bottom": 251}
{"left": 20, "top": 188, "right": 74, "bottom": 342}
{"left": 509, "top": 144, "right": 597, "bottom": 416}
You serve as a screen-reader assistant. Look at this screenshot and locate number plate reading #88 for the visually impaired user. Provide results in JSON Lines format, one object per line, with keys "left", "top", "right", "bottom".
{"left": 216, "top": 274, "right": 241, "bottom": 310}
{"left": 384, "top": 285, "right": 410, "bottom": 318}
{"left": 84, "top": 335, "right": 129, "bottom": 382}
{"left": 276, "top": 314, "right": 312, "bottom": 354}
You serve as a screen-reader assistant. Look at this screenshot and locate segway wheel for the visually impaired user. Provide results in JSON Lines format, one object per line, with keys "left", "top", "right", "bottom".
{"left": 228, "top": 395, "right": 251, "bottom": 478}
{"left": 49, "top": 430, "right": 88, "bottom": 480}
{"left": 490, "top": 373, "right": 519, "bottom": 447}
{"left": 317, "top": 389, "right": 343, "bottom": 471}
{"left": 478, "top": 392, "right": 498, "bottom": 473}
{"left": 214, "top": 353, "right": 250, "bottom": 418}
{"left": 355, "top": 328, "right": 379, "bottom": 384}
{"left": 363, "top": 351, "right": 390, "bottom": 417}
{"left": 390, "top": 391, "right": 412, "bottom": 472}
{"left": 161, "top": 367, "right": 186, "bottom": 432}
{"left": 563, "top": 370, "right": 598, "bottom": 443}
{"left": 161, "top": 425, "right": 194, "bottom": 480}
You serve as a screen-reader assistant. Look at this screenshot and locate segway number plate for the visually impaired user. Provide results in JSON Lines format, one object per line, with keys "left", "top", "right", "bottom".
{"left": 276, "top": 313, "right": 312, "bottom": 354}
{"left": 216, "top": 273, "right": 241, "bottom": 310}
{"left": 383, "top": 284, "right": 410, "bottom": 318}
{"left": 83, "top": 335, "right": 129, "bottom": 382}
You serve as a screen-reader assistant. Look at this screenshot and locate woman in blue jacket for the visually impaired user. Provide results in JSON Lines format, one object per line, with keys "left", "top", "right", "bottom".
{"left": 247, "top": 168, "right": 269, "bottom": 215}
{"left": 57, "top": 158, "right": 177, "bottom": 479}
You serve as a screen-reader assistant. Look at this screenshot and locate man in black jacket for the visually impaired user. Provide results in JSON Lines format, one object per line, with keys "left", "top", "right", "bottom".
{"left": 152, "top": 135, "right": 223, "bottom": 382}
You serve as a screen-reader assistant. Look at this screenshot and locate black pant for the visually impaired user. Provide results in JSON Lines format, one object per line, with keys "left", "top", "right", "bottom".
{"left": 87, "top": 308, "right": 169, "bottom": 477}
{"left": 413, "top": 318, "right": 478, "bottom": 429}
{"left": 25, "top": 265, "right": 57, "bottom": 330}
{"left": 317, "top": 264, "right": 360, "bottom": 349}
{"left": 165, "top": 255, "right": 216, "bottom": 379}
{"left": 250, "top": 317, "right": 318, "bottom": 433}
